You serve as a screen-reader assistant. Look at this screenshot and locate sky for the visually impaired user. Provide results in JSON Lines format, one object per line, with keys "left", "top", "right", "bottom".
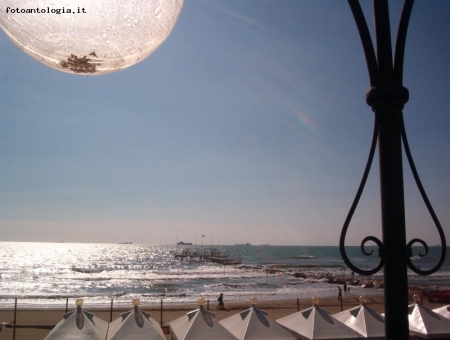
{"left": 1, "top": 0, "right": 449, "bottom": 246}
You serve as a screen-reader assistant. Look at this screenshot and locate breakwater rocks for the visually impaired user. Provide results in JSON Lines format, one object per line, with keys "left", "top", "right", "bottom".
{"left": 292, "top": 271, "right": 384, "bottom": 289}
{"left": 236, "top": 264, "right": 383, "bottom": 289}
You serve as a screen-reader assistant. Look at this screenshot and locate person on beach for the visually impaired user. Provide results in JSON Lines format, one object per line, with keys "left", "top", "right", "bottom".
{"left": 338, "top": 287, "right": 342, "bottom": 300}
{"left": 344, "top": 282, "right": 347, "bottom": 294}
{"left": 217, "top": 293, "right": 225, "bottom": 310}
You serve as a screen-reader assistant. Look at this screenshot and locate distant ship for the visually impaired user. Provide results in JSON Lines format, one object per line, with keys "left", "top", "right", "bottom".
{"left": 177, "top": 241, "right": 193, "bottom": 245}
{"left": 118, "top": 242, "right": 133, "bottom": 244}
{"left": 235, "top": 243, "right": 252, "bottom": 246}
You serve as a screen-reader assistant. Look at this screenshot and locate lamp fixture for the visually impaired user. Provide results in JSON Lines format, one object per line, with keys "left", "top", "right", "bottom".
{"left": 0, "top": 0, "right": 183, "bottom": 75}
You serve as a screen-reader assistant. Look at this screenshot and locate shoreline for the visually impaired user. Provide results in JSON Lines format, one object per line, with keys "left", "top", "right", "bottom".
{"left": 0, "top": 282, "right": 434, "bottom": 311}
{"left": 1, "top": 289, "right": 447, "bottom": 340}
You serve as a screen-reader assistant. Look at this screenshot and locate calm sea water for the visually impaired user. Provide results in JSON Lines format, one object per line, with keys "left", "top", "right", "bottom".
{"left": 0, "top": 242, "right": 448, "bottom": 309}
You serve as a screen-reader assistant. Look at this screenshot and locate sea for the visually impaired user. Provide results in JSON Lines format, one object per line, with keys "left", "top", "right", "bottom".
{"left": 0, "top": 242, "right": 449, "bottom": 309}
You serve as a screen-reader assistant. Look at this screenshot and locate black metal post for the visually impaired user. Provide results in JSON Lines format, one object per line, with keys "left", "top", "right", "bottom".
{"left": 371, "top": 1, "right": 409, "bottom": 337}
{"left": 376, "top": 103, "right": 409, "bottom": 339}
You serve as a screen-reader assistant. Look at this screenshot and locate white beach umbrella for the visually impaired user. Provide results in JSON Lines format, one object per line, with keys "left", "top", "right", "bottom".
{"left": 332, "top": 296, "right": 385, "bottom": 339}
{"left": 106, "top": 299, "right": 165, "bottom": 340}
{"left": 275, "top": 297, "right": 360, "bottom": 340}
{"left": 408, "top": 295, "right": 450, "bottom": 339}
{"left": 219, "top": 297, "right": 297, "bottom": 340}
{"left": 44, "top": 299, "right": 108, "bottom": 340}
{"left": 169, "top": 298, "right": 236, "bottom": 340}
{"left": 433, "top": 305, "right": 450, "bottom": 320}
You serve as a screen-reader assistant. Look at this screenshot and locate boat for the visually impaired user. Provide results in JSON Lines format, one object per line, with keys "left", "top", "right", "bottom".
{"left": 295, "top": 255, "right": 314, "bottom": 259}
{"left": 177, "top": 241, "right": 193, "bottom": 246}
{"left": 423, "top": 289, "right": 450, "bottom": 302}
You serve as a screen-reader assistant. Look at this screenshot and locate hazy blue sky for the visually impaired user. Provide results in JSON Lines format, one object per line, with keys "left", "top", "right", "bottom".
{"left": 1, "top": 1, "right": 449, "bottom": 246}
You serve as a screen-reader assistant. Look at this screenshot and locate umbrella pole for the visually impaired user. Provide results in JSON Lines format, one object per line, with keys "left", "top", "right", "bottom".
{"left": 13, "top": 298, "right": 17, "bottom": 340}
{"left": 110, "top": 298, "right": 113, "bottom": 322}
{"left": 160, "top": 299, "right": 163, "bottom": 328}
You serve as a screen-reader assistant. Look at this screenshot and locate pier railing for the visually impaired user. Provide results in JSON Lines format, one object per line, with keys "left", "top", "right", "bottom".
{"left": 174, "top": 247, "right": 241, "bottom": 265}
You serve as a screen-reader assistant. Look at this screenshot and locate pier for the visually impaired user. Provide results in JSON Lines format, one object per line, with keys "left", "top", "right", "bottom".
{"left": 174, "top": 248, "right": 241, "bottom": 265}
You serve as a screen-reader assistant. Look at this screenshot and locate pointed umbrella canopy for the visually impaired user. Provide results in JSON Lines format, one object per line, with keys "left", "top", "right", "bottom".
{"left": 332, "top": 296, "right": 385, "bottom": 339}
{"left": 433, "top": 305, "right": 450, "bottom": 320}
{"left": 276, "top": 298, "right": 359, "bottom": 340}
{"left": 169, "top": 298, "right": 236, "bottom": 340}
{"left": 44, "top": 299, "right": 108, "bottom": 340}
{"left": 106, "top": 299, "right": 165, "bottom": 340}
{"left": 409, "top": 297, "right": 450, "bottom": 339}
{"left": 219, "top": 297, "right": 297, "bottom": 340}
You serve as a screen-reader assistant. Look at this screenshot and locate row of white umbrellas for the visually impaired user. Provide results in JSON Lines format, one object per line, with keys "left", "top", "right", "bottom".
{"left": 170, "top": 297, "right": 295, "bottom": 340}
{"left": 43, "top": 296, "right": 450, "bottom": 340}
{"left": 44, "top": 299, "right": 166, "bottom": 340}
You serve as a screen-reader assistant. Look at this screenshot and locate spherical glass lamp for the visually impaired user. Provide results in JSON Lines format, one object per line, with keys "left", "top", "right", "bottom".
{"left": 0, "top": 0, "right": 183, "bottom": 75}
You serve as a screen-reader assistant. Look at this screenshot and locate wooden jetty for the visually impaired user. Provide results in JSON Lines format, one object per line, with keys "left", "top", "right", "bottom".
{"left": 174, "top": 247, "right": 241, "bottom": 265}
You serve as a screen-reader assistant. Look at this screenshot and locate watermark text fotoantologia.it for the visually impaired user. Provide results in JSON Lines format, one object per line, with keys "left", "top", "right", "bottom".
{"left": 5, "top": 7, "right": 86, "bottom": 15}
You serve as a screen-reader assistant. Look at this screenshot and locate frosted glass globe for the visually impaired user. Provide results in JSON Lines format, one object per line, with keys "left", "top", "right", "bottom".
{"left": 0, "top": 0, "right": 183, "bottom": 75}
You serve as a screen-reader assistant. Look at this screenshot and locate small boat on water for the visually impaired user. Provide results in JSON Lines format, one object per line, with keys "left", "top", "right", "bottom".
{"left": 423, "top": 289, "right": 450, "bottom": 302}
{"left": 296, "top": 255, "right": 314, "bottom": 259}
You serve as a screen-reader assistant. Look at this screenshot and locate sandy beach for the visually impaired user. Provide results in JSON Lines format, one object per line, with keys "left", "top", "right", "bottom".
{"left": 1, "top": 289, "right": 447, "bottom": 340}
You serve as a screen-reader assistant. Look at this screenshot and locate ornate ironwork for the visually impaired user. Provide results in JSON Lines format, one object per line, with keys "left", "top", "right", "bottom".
{"left": 339, "top": 1, "right": 447, "bottom": 338}
{"left": 340, "top": 0, "right": 446, "bottom": 279}
{"left": 339, "top": 111, "right": 447, "bottom": 276}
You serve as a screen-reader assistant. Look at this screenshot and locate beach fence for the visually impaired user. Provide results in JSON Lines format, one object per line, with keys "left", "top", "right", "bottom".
{"left": 0, "top": 296, "right": 315, "bottom": 340}
{"left": 1, "top": 297, "right": 170, "bottom": 340}
{"left": 0, "top": 294, "right": 427, "bottom": 340}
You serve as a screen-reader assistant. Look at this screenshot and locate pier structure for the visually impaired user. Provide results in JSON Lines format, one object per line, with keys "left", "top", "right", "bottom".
{"left": 174, "top": 247, "right": 241, "bottom": 265}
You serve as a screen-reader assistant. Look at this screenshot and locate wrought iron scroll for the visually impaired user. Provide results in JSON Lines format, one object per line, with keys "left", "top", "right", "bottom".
{"left": 339, "top": 117, "right": 384, "bottom": 276}
{"left": 401, "top": 115, "right": 447, "bottom": 275}
{"left": 339, "top": 0, "right": 446, "bottom": 276}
